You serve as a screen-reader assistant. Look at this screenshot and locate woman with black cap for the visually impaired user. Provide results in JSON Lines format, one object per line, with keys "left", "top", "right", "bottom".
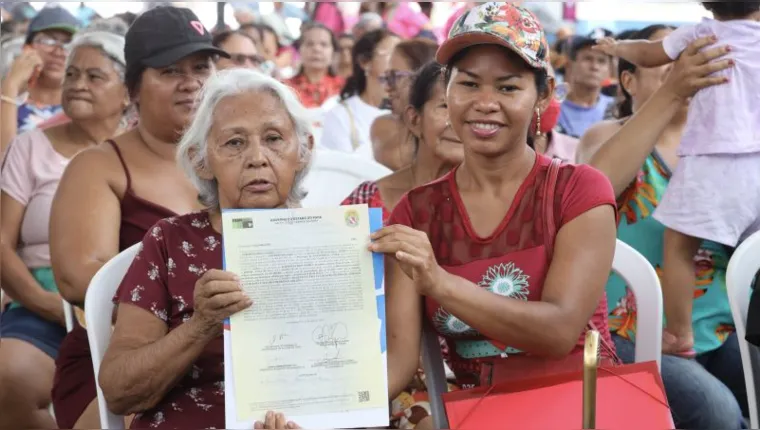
{"left": 370, "top": 5, "right": 618, "bottom": 428}
{"left": 47, "top": 6, "right": 229, "bottom": 429}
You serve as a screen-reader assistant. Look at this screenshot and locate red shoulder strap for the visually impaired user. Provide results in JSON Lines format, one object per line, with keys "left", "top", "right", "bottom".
{"left": 543, "top": 158, "right": 562, "bottom": 259}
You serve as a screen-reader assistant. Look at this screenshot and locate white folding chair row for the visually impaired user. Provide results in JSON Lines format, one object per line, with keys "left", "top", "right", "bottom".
{"left": 85, "top": 243, "right": 142, "bottom": 430}
{"left": 421, "top": 239, "right": 663, "bottom": 429}
{"left": 726, "top": 230, "right": 760, "bottom": 430}
{"left": 301, "top": 148, "right": 392, "bottom": 208}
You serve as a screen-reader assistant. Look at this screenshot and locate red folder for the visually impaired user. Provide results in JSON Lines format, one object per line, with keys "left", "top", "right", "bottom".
{"left": 443, "top": 361, "right": 673, "bottom": 429}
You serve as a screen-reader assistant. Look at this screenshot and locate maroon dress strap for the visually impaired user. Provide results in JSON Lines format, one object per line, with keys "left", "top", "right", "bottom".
{"left": 106, "top": 140, "right": 132, "bottom": 192}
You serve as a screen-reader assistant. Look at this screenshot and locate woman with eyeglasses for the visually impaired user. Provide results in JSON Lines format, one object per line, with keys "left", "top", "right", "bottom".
{"left": 368, "top": 38, "right": 438, "bottom": 171}
{"left": 212, "top": 30, "right": 265, "bottom": 71}
{"left": 0, "top": 6, "right": 79, "bottom": 155}
{"left": 284, "top": 23, "right": 343, "bottom": 109}
{"left": 321, "top": 29, "right": 399, "bottom": 155}
{"left": 0, "top": 29, "right": 129, "bottom": 429}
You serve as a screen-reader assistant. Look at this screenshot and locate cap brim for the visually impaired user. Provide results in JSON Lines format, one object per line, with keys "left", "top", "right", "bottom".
{"left": 142, "top": 42, "right": 230, "bottom": 69}
{"left": 436, "top": 33, "right": 541, "bottom": 70}
{"left": 33, "top": 24, "right": 78, "bottom": 35}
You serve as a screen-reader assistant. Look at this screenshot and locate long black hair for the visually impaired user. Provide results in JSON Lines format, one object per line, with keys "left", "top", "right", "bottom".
{"left": 340, "top": 28, "right": 395, "bottom": 101}
{"left": 617, "top": 24, "right": 674, "bottom": 118}
{"left": 408, "top": 61, "right": 444, "bottom": 150}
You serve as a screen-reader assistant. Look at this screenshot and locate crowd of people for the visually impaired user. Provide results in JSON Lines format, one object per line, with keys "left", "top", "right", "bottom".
{"left": 0, "top": 1, "right": 758, "bottom": 429}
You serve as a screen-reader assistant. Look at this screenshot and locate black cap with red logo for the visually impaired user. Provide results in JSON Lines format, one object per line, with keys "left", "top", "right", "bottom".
{"left": 125, "top": 6, "right": 229, "bottom": 73}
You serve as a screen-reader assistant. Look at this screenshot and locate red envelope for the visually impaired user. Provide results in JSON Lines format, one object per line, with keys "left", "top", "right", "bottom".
{"left": 443, "top": 361, "right": 673, "bottom": 429}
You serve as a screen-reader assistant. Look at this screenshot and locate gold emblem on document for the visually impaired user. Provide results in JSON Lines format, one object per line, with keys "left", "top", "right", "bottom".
{"left": 345, "top": 209, "right": 359, "bottom": 227}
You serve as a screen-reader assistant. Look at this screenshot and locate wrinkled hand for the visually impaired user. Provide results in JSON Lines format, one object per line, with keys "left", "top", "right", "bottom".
{"left": 370, "top": 225, "right": 445, "bottom": 296}
{"left": 3, "top": 48, "right": 43, "bottom": 94}
{"left": 191, "top": 269, "right": 252, "bottom": 337}
{"left": 663, "top": 35, "right": 732, "bottom": 102}
{"left": 254, "top": 412, "right": 300, "bottom": 429}
{"left": 592, "top": 37, "right": 618, "bottom": 56}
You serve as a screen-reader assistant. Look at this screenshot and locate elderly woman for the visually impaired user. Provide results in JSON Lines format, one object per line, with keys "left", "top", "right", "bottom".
{"left": 48, "top": 6, "right": 227, "bottom": 429}
{"left": 371, "top": 4, "right": 618, "bottom": 426}
{"left": 98, "top": 69, "right": 309, "bottom": 429}
{"left": 0, "top": 29, "right": 128, "bottom": 429}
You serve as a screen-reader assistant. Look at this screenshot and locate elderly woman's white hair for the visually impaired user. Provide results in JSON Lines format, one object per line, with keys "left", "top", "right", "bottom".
{"left": 65, "top": 31, "right": 127, "bottom": 79}
{"left": 177, "top": 69, "right": 314, "bottom": 209}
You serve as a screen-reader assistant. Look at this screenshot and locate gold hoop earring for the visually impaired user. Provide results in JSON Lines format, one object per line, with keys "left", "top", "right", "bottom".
{"left": 535, "top": 108, "right": 544, "bottom": 138}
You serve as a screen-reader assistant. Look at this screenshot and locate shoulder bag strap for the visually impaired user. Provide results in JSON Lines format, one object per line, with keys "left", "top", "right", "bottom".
{"left": 341, "top": 100, "right": 360, "bottom": 151}
{"left": 543, "top": 158, "right": 620, "bottom": 363}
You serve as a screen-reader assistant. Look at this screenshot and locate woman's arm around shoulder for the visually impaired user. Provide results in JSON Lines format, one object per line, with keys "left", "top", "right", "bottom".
{"left": 50, "top": 143, "right": 123, "bottom": 307}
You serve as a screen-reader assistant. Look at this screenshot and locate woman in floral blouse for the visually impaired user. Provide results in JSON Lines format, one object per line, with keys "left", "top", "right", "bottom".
{"left": 284, "top": 23, "right": 344, "bottom": 109}
{"left": 98, "top": 69, "right": 311, "bottom": 429}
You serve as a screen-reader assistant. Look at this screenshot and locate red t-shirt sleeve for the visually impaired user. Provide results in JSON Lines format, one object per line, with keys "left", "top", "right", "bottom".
{"left": 560, "top": 165, "right": 617, "bottom": 228}
{"left": 113, "top": 221, "right": 171, "bottom": 323}
{"left": 387, "top": 193, "right": 414, "bottom": 227}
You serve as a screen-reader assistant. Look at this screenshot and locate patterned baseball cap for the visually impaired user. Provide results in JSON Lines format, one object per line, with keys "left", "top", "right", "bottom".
{"left": 437, "top": 2, "right": 549, "bottom": 71}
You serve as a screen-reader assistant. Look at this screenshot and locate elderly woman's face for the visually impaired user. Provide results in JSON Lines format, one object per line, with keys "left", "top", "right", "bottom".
{"left": 446, "top": 45, "right": 552, "bottom": 157}
{"left": 63, "top": 45, "right": 128, "bottom": 121}
{"left": 205, "top": 90, "right": 307, "bottom": 210}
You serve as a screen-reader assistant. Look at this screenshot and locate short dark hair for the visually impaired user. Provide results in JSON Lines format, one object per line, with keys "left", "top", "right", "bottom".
{"left": 568, "top": 37, "right": 599, "bottom": 61}
{"left": 212, "top": 30, "right": 256, "bottom": 49}
{"left": 617, "top": 24, "right": 675, "bottom": 118}
{"left": 702, "top": 1, "right": 760, "bottom": 19}
{"left": 393, "top": 38, "right": 439, "bottom": 72}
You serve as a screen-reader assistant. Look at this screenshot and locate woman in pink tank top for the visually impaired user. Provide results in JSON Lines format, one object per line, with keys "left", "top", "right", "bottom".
{"left": 47, "top": 7, "right": 226, "bottom": 429}
{"left": 0, "top": 30, "right": 129, "bottom": 430}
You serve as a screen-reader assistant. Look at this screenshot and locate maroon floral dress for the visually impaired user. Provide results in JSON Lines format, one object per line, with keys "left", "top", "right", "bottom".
{"left": 113, "top": 212, "right": 225, "bottom": 429}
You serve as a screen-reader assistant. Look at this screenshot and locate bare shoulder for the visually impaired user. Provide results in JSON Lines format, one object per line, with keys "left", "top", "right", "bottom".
{"left": 63, "top": 134, "right": 131, "bottom": 193}
{"left": 575, "top": 119, "right": 626, "bottom": 164}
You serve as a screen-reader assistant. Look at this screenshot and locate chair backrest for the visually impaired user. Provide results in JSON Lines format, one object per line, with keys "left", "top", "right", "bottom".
{"left": 301, "top": 149, "right": 392, "bottom": 207}
{"left": 611, "top": 240, "right": 662, "bottom": 369}
{"left": 420, "top": 239, "right": 663, "bottom": 429}
{"left": 84, "top": 243, "right": 142, "bottom": 430}
{"left": 726, "top": 230, "right": 760, "bottom": 429}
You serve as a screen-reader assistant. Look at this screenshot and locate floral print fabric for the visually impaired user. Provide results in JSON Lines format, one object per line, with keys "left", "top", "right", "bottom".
{"left": 447, "top": 2, "right": 549, "bottom": 70}
{"left": 606, "top": 151, "right": 734, "bottom": 354}
{"left": 113, "top": 212, "right": 225, "bottom": 429}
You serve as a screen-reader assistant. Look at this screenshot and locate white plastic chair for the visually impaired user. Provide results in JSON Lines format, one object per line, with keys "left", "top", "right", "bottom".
{"left": 84, "top": 243, "right": 142, "bottom": 430}
{"left": 301, "top": 149, "right": 392, "bottom": 208}
{"left": 421, "top": 239, "right": 663, "bottom": 429}
{"left": 62, "top": 300, "right": 75, "bottom": 333}
{"left": 727, "top": 230, "right": 760, "bottom": 429}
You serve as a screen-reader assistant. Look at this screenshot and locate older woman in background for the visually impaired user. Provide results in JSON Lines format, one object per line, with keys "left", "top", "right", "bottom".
{"left": 0, "top": 29, "right": 128, "bottom": 430}
{"left": 373, "top": 7, "right": 618, "bottom": 430}
{"left": 48, "top": 7, "right": 227, "bottom": 428}
{"left": 321, "top": 29, "right": 398, "bottom": 155}
{"left": 368, "top": 38, "right": 438, "bottom": 171}
{"left": 99, "top": 69, "right": 309, "bottom": 429}
{"left": 213, "top": 30, "right": 264, "bottom": 71}
{"left": 285, "top": 23, "right": 343, "bottom": 108}
{"left": 344, "top": 61, "right": 463, "bottom": 429}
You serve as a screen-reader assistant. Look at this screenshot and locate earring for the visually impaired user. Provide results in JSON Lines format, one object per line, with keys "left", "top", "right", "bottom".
{"left": 534, "top": 108, "right": 544, "bottom": 138}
